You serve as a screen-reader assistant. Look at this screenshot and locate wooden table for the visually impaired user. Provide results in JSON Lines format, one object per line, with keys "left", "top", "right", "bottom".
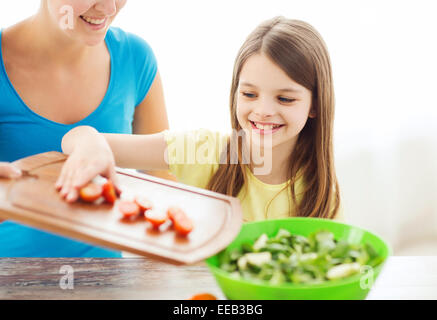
{"left": 366, "top": 256, "right": 437, "bottom": 300}
{"left": 0, "top": 256, "right": 436, "bottom": 300}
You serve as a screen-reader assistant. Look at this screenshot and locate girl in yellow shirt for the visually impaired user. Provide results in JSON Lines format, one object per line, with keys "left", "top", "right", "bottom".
{"left": 56, "top": 16, "right": 344, "bottom": 222}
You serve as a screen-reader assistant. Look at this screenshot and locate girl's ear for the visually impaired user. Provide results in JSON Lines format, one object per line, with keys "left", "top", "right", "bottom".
{"left": 308, "top": 109, "right": 317, "bottom": 119}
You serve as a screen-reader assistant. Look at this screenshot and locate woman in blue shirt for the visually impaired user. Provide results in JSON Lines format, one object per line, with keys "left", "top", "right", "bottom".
{"left": 0, "top": 0, "right": 171, "bottom": 257}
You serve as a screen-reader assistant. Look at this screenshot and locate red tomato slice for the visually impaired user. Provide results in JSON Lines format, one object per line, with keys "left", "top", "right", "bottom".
{"left": 145, "top": 210, "right": 167, "bottom": 229}
{"left": 114, "top": 185, "right": 122, "bottom": 197}
{"left": 174, "top": 216, "right": 193, "bottom": 236}
{"left": 118, "top": 201, "right": 141, "bottom": 220}
{"left": 167, "top": 207, "right": 193, "bottom": 236}
{"left": 79, "top": 183, "right": 103, "bottom": 203}
{"left": 134, "top": 196, "right": 153, "bottom": 214}
{"left": 189, "top": 293, "right": 217, "bottom": 300}
{"left": 167, "top": 206, "right": 184, "bottom": 223}
{"left": 102, "top": 180, "right": 117, "bottom": 204}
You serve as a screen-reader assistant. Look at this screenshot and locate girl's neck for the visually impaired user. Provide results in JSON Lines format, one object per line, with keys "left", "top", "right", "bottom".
{"left": 249, "top": 136, "right": 297, "bottom": 185}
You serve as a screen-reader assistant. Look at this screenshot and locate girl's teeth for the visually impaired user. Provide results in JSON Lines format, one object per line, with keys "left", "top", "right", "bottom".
{"left": 253, "top": 122, "right": 281, "bottom": 130}
{"left": 81, "top": 16, "right": 105, "bottom": 25}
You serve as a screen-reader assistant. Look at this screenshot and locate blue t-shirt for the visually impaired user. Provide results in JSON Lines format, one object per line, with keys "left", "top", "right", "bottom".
{"left": 0, "top": 27, "right": 158, "bottom": 257}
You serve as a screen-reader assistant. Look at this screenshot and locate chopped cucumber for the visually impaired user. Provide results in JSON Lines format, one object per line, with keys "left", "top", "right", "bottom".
{"left": 219, "top": 229, "right": 384, "bottom": 285}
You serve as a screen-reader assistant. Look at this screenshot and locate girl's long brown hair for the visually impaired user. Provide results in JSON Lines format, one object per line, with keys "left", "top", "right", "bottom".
{"left": 207, "top": 17, "right": 340, "bottom": 219}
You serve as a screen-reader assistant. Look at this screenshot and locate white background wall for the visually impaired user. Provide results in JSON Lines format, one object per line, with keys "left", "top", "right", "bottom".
{"left": 2, "top": 0, "right": 437, "bottom": 255}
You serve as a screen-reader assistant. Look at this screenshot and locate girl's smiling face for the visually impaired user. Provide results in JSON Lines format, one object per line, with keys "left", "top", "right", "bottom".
{"left": 236, "top": 53, "right": 314, "bottom": 151}
{"left": 46, "top": 0, "right": 127, "bottom": 46}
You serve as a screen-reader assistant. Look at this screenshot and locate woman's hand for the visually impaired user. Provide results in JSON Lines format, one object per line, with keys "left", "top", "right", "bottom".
{"left": 0, "top": 162, "right": 22, "bottom": 179}
{"left": 55, "top": 126, "right": 119, "bottom": 203}
{"left": 0, "top": 162, "right": 22, "bottom": 222}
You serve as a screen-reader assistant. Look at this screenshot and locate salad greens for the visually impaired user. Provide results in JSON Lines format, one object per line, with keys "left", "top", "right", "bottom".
{"left": 219, "top": 229, "right": 385, "bottom": 285}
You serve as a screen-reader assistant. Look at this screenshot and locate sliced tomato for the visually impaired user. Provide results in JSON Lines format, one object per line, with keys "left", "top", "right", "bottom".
{"left": 79, "top": 183, "right": 103, "bottom": 203}
{"left": 167, "top": 206, "right": 184, "bottom": 223}
{"left": 118, "top": 201, "right": 141, "bottom": 220}
{"left": 114, "top": 185, "right": 122, "bottom": 197}
{"left": 189, "top": 293, "right": 217, "bottom": 300}
{"left": 102, "top": 180, "right": 117, "bottom": 204}
{"left": 173, "top": 216, "right": 193, "bottom": 236}
{"left": 145, "top": 209, "right": 167, "bottom": 229}
{"left": 134, "top": 196, "right": 153, "bottom": 214}
{"left": 167, "top": 206, "right": 193, "bottom": 236}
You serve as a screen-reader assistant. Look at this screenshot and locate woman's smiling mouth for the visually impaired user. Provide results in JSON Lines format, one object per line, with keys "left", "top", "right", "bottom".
{"left": 79, "top": 15, "right": 107, "bottom": 29}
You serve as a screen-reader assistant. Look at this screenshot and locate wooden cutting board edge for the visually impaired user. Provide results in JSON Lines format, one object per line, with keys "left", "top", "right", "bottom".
{"left": 0, "top": 152, "right": 244, "bottom": 265}
{"left": 0, "top": 195, "right": 242, "bottom": 265}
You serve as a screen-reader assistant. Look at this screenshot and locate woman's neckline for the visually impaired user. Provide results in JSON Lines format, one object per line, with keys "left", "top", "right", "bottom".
{"left": 0, "top": 27, "right": 115, "bottom": 128}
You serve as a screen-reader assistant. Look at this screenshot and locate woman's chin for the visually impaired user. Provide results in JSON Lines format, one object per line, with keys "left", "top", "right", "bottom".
{"left": 75, "top": 24, "right": 110, "bottom": 46}
{"left": 83, "top": 37, "right": 106, "bottom": 47}
{"left": 77, "top": 33, "right": 107, "bottom": 47}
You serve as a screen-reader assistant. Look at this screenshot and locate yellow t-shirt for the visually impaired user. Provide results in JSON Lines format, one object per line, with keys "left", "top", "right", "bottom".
{"left": 163, "top": 129, "right": 344, "bottom": 222}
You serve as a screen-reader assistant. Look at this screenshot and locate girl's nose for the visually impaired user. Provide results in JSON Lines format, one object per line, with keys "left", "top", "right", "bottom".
{"left": 94, "top": 0, "right": 117, "bottom": 16}
{"left": 253, "top": 98, "right": 276, "bottom": 118}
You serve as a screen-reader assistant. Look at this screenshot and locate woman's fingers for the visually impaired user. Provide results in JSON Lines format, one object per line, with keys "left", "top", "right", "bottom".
{"left": 0, "top": 162, "right": 22, "bottom": 179}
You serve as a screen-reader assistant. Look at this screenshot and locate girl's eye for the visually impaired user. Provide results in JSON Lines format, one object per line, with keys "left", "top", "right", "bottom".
{"left": 242, "top": 92, "right": 257, "bottom": 98}
{"left": 278, "top": 96, "right": 295, "bottom": 103}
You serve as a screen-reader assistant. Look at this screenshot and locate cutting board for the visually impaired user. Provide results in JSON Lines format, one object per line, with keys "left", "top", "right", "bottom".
{"left": 0, "top": 152, "right": 243, "bottom": 264}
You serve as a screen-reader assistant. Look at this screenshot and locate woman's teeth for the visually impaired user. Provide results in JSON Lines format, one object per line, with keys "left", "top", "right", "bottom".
{"left": 80, "top": 16, "right": 105, "bottom": 25}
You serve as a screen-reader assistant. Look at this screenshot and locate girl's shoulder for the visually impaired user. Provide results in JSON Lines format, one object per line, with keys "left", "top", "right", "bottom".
{"left": 163, "top": 129, "right": 229, "bottom": 189}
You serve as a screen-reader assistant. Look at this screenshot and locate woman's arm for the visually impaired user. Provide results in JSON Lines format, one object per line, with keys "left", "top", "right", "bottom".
{"left": 57, "top": 126, "right": 169, "bottom": 202}
{"left": 132, "top": 71, "right": 177, "bottom": 181}
{"left": 132, "top": 72, "right": 169, "bottom": 136}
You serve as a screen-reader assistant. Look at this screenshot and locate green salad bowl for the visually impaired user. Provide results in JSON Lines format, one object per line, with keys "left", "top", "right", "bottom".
{"left": 205, "top": 217, "right": 391, "bottom": 300}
